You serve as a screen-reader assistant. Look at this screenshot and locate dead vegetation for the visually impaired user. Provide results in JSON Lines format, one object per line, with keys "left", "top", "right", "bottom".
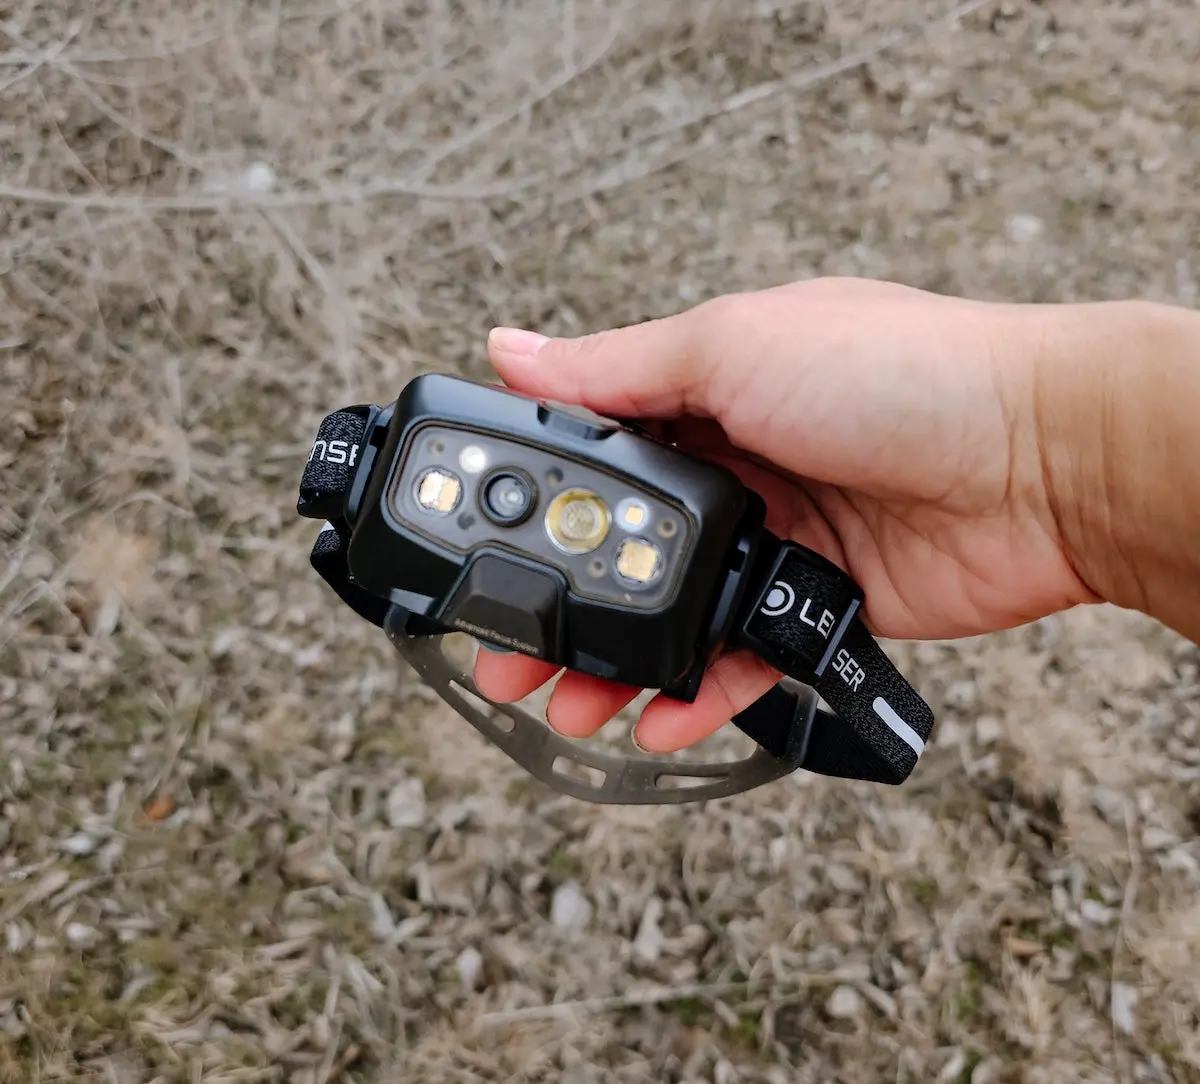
{"left": 2, "top": 0, "right": 1199, "bottom": 1080}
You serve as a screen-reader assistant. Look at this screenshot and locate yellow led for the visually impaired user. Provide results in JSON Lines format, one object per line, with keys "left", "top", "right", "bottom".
{"left": 615, "top": 538, "right": 662, "bottom": 585}
{"left": 545, "top": 488, "right": 610, "bottom": 553}
{"left": 416, "top": 468, "right": 462, "bottom": 514}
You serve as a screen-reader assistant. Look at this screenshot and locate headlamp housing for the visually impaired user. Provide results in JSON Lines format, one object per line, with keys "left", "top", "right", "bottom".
{"left": 343, "top": 372, "right": 764, "bottom": 699}
{"left": 297, "top": 372, "right": 936, "bottom": 804}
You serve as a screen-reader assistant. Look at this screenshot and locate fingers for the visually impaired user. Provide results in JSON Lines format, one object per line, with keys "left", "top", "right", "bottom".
{"left": 546, "top": 671, "right": 641, "bottom": 738}
{"left": 473, "top": 644, "right": 641, "bottom": 738}
{"left": 473, "top": 644, "right": 781, "bottom": 756}
{"left": 486, "top": 308, "right": 717, "bottom": 420}
{"left": 473, "top": 646, "right": 559, "bottom": 702}
{"left": 634, "top": 652, "right": 781, "bottom": 753}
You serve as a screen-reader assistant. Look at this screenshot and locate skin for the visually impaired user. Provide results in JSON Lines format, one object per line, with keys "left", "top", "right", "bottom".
{"left": 469, "top": 277, "right": 1200, "bottom": 753}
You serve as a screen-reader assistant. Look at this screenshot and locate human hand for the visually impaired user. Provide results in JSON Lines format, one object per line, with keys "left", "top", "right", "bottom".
{"left": 472, "top": 277, "right": 1101, "bottom": 753}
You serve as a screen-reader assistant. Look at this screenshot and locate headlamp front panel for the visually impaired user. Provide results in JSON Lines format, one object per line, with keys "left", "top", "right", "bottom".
{"left": 387, "top": 422, "right": 692, "bottom": 612}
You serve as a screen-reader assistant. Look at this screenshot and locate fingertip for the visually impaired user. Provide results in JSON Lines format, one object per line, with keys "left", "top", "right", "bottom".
{"left": 632, "top": 653, "right": 779, "bottom": 753}
{"left": 487, "top": 327, "right": 550, "bottom": 362}
{"left": 546, "top": 671, "right": 641, "bottom": 739}
{"left": 472, "top": 647, "right": 559, "bottom": 703}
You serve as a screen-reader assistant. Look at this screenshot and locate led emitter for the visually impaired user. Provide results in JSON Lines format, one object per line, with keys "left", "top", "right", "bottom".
{"left": 415, "top": 468, "right": 462, "bottom": 514}
{"left": 615, "top": 537, "right": 662, "bottom": 585}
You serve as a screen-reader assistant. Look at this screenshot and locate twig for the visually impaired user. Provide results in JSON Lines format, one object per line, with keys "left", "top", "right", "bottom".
{"left": 0, "top": 0, "right": 996, "bottom": 216}
{"left": 0, "top": 23, "right": 75, "bottom": 95}
{"left": 404, "top": 16, "right": 624, "bottom": 188}
{"left": 0, "top": 0, "right": 376, "bottom": 66}
{"left": 0, "top": 174, "right": 541, "bottom": 212}
{"left": 1110, "top": 800, "right": 1142, "bottom": 1082}
{"left": 0, "top": 413, "right": 70, "bottom": 603}
{"left": 470, "top": 981, "right": 746, "bottom": 1028}
{"left": 261, "top": 207, "right": 358, "bottom": 393}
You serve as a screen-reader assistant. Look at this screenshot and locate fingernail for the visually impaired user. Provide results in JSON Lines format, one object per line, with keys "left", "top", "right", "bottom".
{"left": 489, "top": 327, "right": 549, "bottom": 359}
{"left": 475, "top": 638, "right": 514, "bottom": 655}
{"left": 631, "top": 727, "right": 651, "bottom": 754}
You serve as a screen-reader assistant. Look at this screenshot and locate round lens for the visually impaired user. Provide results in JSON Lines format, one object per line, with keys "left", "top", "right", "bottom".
{"left": 545, "top": 488, "right": 611, "bottom": 554}
{"left": 480, "top": 469, "right": 535, "bottom": 526}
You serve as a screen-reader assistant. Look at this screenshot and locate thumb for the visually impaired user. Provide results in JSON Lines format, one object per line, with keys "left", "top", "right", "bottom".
{"left": 486, "top": 309, "right": 716, "bottom": 418}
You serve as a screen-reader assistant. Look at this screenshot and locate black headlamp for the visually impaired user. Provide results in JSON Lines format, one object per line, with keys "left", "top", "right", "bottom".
{"left": 296, "top": 373, "right": 935, "bottom": 804}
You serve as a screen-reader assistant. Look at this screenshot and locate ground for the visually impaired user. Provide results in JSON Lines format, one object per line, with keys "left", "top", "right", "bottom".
{"left": 2, "top": 0, "right": 1200, "bottom": 1081}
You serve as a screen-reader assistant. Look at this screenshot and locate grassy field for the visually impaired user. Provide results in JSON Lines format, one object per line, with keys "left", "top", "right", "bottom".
{"left": 2, "top": 1, "right": 1200, "bottom": 1080}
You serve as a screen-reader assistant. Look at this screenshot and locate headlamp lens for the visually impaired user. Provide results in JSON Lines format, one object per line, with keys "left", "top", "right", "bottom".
{"left": 614, "top": 537, "right": 663, "bottom": 585}
{"left": 545, "top": 488, "right": 610, "bottom": 554}
{"left": 481, "top": 469, "right": 535, "bottom": 525}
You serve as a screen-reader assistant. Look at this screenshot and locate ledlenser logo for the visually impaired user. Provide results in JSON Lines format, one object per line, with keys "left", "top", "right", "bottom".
{"left": 309, "top": 439, "right": 359, "bottom": 467}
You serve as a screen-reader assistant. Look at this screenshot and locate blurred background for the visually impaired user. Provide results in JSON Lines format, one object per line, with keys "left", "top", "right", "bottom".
{"left": 2, "top": 1, "right": 1199, "bottom": 1081}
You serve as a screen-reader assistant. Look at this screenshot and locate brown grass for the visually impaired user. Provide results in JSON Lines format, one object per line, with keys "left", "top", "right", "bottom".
{"left": 2, "top": 0, "right": 1199, "bottom": 1080}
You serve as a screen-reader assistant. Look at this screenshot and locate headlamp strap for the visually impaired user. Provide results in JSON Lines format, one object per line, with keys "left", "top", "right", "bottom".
{"left": 732, "top": 535, "right": 934, "bottom": 785}
{"left": 297, "top": 406, "right": 935, "bottom": 790}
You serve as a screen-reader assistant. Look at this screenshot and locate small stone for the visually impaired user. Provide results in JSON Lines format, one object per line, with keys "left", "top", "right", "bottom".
{"left": 1080, "top": 898, "right": 1115, "bottom": 925}
{"left": 943, "top": 679, "right": 977, "bottom": 711}
{"left": 245, "top": 162, "right": 277, "bottom": 192}
{"left": 386, "top": 778, "right": 426, "bottom": 829}
{"left": 975, "top": 716, "right": 1005, "bottom": 746}
{"left": 456, "top": 946, "right": 484, "bottom": 990}
{"left": 1089, "top": 786, "right": 1128, "bottom": 826}
{"left": 633, "top": 897, "right": 664, "bottom": 964}
{"left": 826, "top": 984, "right": 863, "bottom": 1019}
{"left": 61, "top": 833, "right": 99, "bottom": 857}
{"left": 1111, "top": 982, "right": 1138, "bottom": 1035}
{"left": 25, "top": 554, "right": 54, "bottom": 580}
{"left": 65, "top": 923, "right": 98, "bottom": 947}
{"left": 938, "top": 1050, "right": 968, "bottom": 1083}
{"left": 282, "top": 839, "right": 348, "bottom": 885}
{"left": 6, "top": 923, "right": 29, "bottom": 952}
{"left": 550, "top": 881, "right": 592, "bottom": 935}
{"left": 1005, "top": 212, "right": 1045, "bottom": 245}
{"left": 210, "top": 628, "right": 245, "bottom": 657}
{"left": 1142, "top": 827, "right": 1178, "bottom": 851}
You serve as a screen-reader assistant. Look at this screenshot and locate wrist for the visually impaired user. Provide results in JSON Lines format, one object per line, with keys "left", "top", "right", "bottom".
{"left": 1030, "top": 298, "right": 1200, "bottom": 639}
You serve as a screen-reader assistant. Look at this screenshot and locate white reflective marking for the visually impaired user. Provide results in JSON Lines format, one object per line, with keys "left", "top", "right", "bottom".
{"left": 760, "top": 580, "right": 795, "bottom": 617}
{"left": 872, "top": 696, "right": 925, "bottom": 756}
{"left": 319, "top": 521, "right": 337, "bottom": 534}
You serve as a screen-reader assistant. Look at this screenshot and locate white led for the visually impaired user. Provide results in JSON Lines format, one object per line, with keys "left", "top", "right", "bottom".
{"left": 616, "top": 497, "right": 650, "bottom": 531}
{"left": 459, "top": 445, "right": 488, "bottom": 474}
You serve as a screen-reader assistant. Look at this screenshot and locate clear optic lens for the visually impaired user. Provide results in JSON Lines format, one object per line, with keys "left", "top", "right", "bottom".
{"left": 481, "top": 470, "right": 535, "bottom": 525}
{"left": 459, "top": 445, "right": 487, "bottom": 474}
{"left": 415, "top": 468, "right": 462, "bottom": 514}
{"left": 545, "top": 488, "right": 610, "bottom": 553}
{"left": 614, "top": 537, "right": 663, "bottom": 585}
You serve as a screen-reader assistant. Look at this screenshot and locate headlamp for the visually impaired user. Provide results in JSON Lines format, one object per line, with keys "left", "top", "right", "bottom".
{"left": 296, "top": 373, "right": 935, "bottom": 804}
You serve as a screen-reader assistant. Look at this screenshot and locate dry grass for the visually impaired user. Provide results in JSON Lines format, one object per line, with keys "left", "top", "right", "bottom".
{"left": 2, "top": 0, "right": 1200, "bottom": 1080}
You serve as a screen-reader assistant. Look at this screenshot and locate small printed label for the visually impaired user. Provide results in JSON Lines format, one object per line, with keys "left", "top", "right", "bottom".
{"left": 831, "top": 647, "right": 866, "bottom": 691}
{"left": 760, "top": 580, "right": 795, "bottom": 616}
{"left": 760, "top": 581, "right": 838, "bottom": 641}
{"left": 451, "top": 618, "right": 539, "bottom": 657}
{"left": 309, "top": 439, "right": 359, "bottom": 467}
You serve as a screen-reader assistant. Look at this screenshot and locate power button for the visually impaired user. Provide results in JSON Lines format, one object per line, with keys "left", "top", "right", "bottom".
{"left": 536, "top": 401, "right": 621, "bottom": 440}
